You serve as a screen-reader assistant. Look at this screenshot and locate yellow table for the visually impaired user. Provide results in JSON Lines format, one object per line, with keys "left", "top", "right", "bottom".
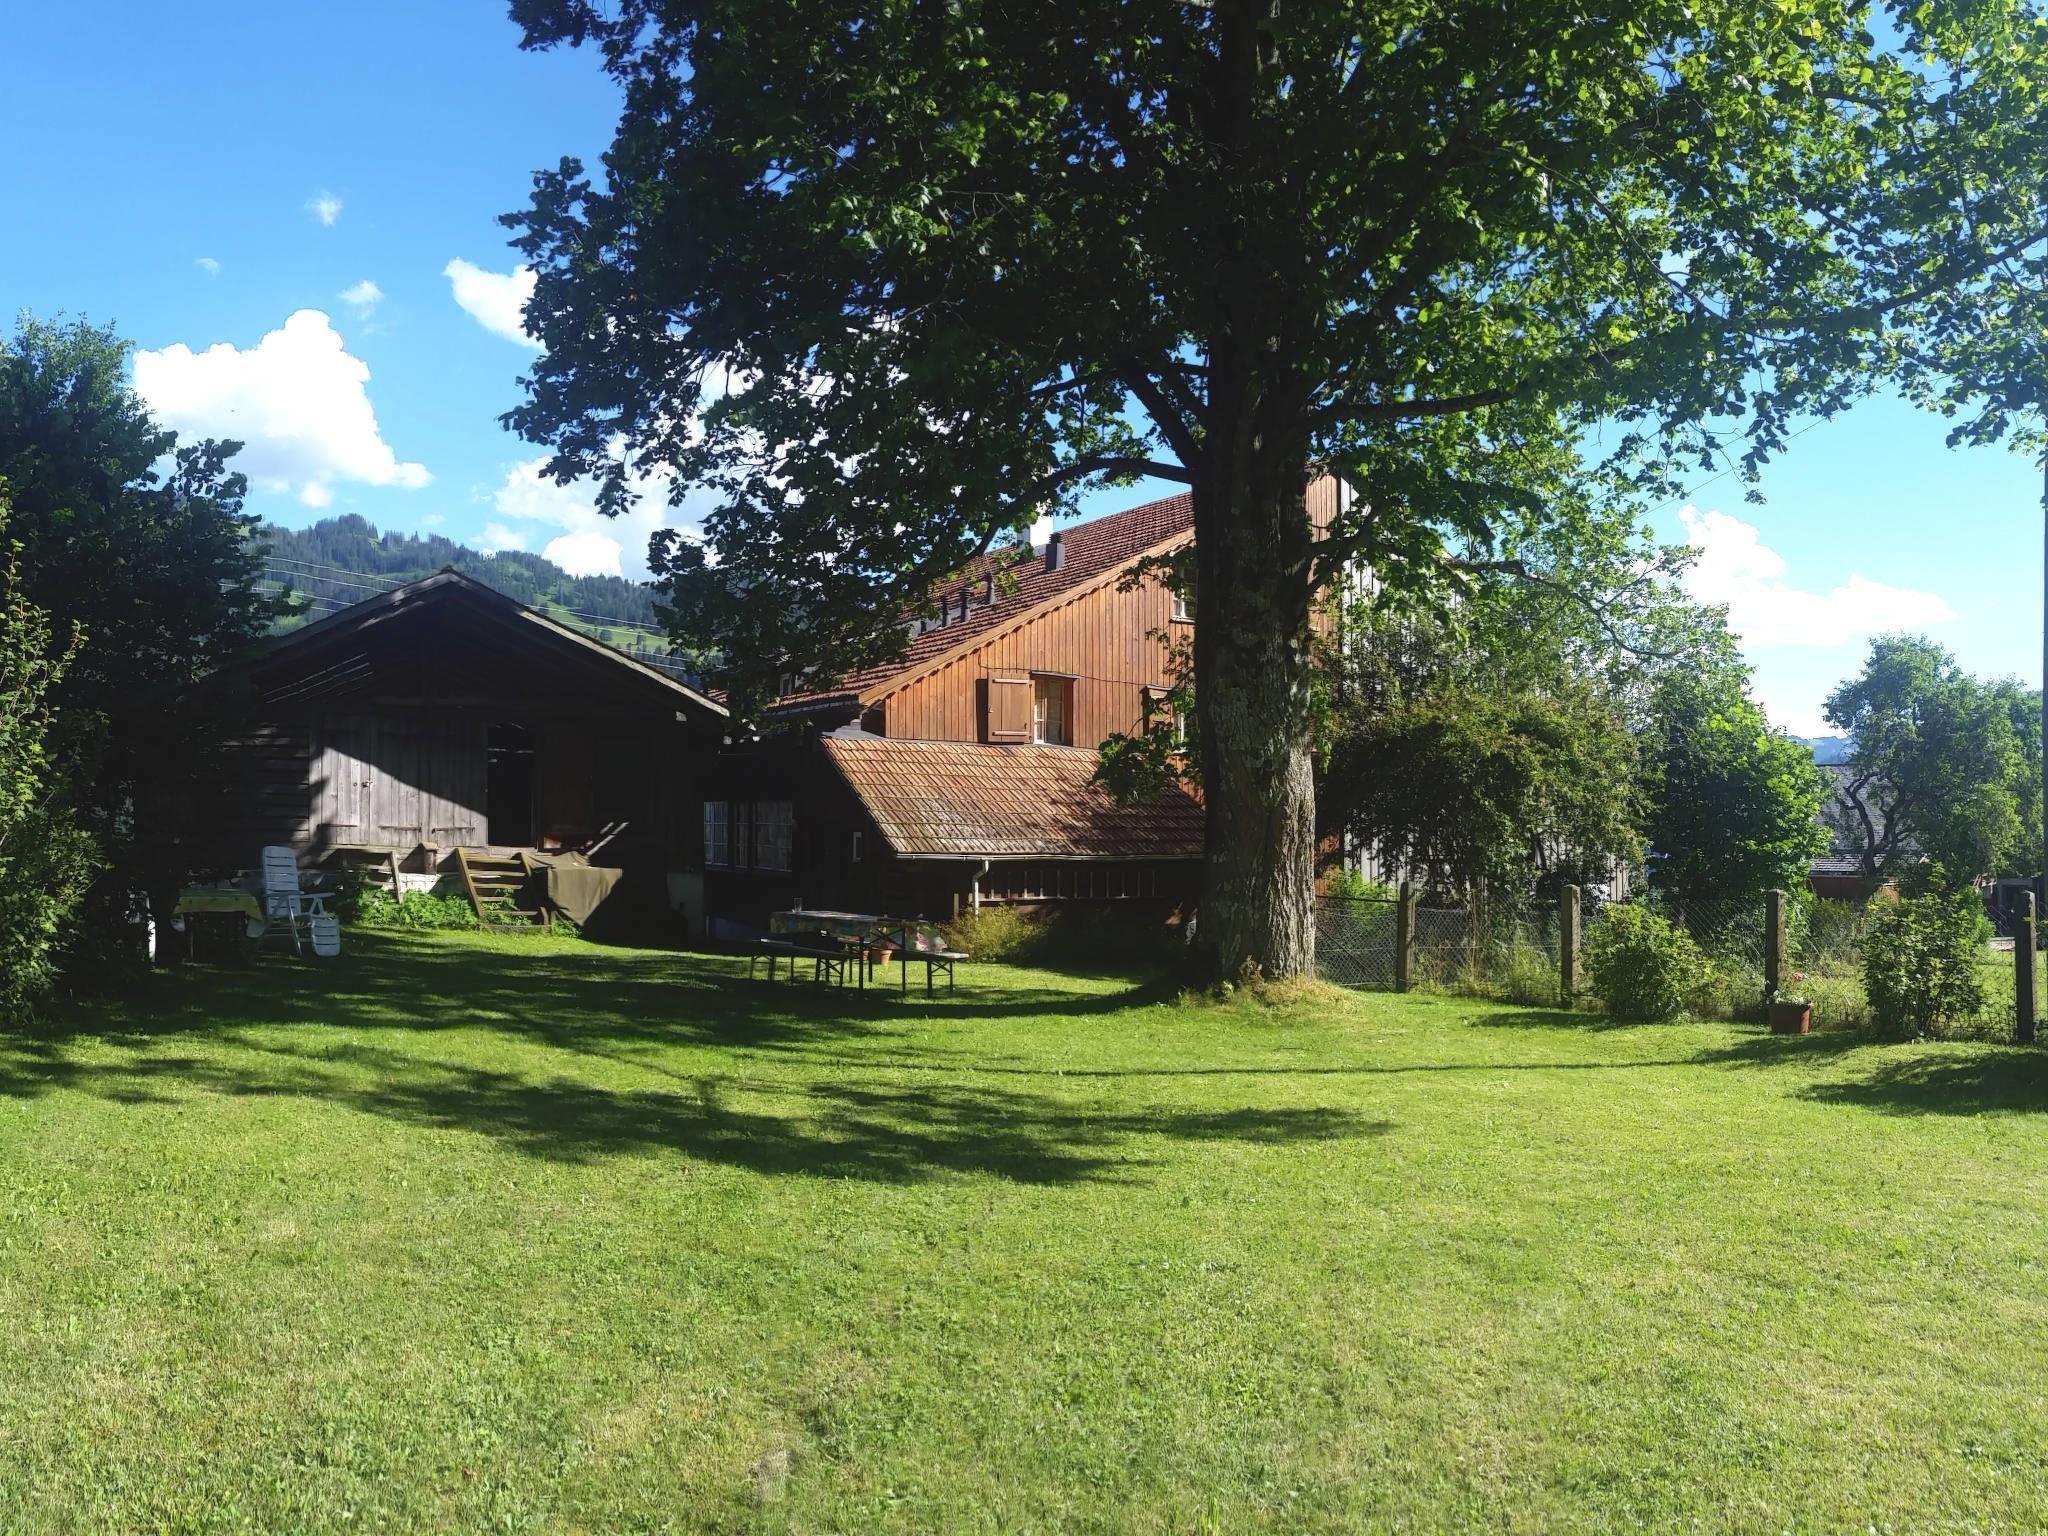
{"left": 172, "top": 887, "right": 266, "bottom": 957}
{"left": 173, "top": 888, "right": 264, "bottom": 921}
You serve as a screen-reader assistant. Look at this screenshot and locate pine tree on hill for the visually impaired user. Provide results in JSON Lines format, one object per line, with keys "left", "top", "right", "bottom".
{"left": 254, "top": 516, "right": 702, "bottom": 682}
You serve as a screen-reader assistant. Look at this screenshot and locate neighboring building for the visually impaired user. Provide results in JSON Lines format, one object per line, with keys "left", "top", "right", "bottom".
{"left": 694, "top": 481, "right": 1319, "bottom": 934}
{"left": 205, "top": 568, "right": 728, "bottom": 931}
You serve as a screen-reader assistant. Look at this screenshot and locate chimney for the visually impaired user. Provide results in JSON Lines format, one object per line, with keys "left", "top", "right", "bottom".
{"left": 1044, "top": 531, "right": 1066, "bottom": 571}
{"left": 1026, "top": 512, "right": 1055, "bottom": 552}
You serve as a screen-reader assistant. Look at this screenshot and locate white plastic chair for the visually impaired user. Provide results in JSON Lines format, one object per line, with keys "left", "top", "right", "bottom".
{"left": 259, "top": 846, "right": 325, "bottom": 955}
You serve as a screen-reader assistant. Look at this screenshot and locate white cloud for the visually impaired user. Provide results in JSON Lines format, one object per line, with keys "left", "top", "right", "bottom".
{"left": 133, "top": 310, "right": 430, "bottom": 507}
{"left": 308, "top": 191, "right": 343, "bottom": 227}
{"left": 443, "top": 259, "right": 539, "bottom": 348}
{"left": 490, "top": 449, "right": 709, "bottom": 580}
{"left": 478, "top": 522, "right": 527, "bottom": 555}
{"left": 539, "top": 529, "right": 625, "bottom": 577}
{"left": 1679, "top": 505, "right": 1957, "bottom": 648}
{"left": 195, "top": 256, "right": 221, "bottom": 276}
{"left": 338, "top": 279, "right": 383, "bottom": 316}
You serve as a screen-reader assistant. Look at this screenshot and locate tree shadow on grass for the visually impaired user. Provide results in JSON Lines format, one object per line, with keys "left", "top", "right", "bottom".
{"left": 35, "top": 931, "right": 1170, "bottom": 1062}
{"left": 1465, "top": 1008, "right": 1631, "bottom": 1032}
{"left": 1791, "top": 1048, "right": 2048, "bottom": 1116}
{"left": 0, "top": 1033, "right": 1387, "bottom": 1182}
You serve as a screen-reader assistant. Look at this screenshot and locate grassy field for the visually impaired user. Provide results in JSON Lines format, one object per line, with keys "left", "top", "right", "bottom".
{"left": 7, "top": 931, "right": 2048, "bottom": 1532}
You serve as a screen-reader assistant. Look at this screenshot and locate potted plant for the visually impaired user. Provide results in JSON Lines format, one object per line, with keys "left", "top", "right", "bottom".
{"left": 1768, "top": 974, "right": 1812, "bottom": 1034}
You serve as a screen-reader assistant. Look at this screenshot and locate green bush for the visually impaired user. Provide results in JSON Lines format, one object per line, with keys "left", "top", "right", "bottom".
{"left": 1687, "top": 955, "right": 1766, "bottom": 1022}
{"left": 943, "top": 904, "right": 1183, "bottom": 969}
{"left": 1858, "top": 888, "right": 1989, "bottom": 1040}
{"left": 1584, "top": 905, "right": 1706, "bottom": 1021}
{"left": 1322, "top": 867, "right": 1396, "bottom": 903}
{"left": 1498, "top": 938, "right": 1558, "bottom": 1008}
{"left": 0, "top": 528, "right": 98, "bottom": 1016}
{"left": 352, "top": 889, "right": 481, "bottom": 931}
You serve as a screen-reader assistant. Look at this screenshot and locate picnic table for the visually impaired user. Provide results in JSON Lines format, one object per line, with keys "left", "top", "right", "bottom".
{"left": 170, "top": 882, "right": 266, "bottom": 958}
{"left": 752, "top": 908, "right": 968, "bottom": 993}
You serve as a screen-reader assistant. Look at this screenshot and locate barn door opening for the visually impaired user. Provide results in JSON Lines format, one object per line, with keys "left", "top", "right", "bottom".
{"left": 486, "top": 724, "right": 536, "bottom": 847}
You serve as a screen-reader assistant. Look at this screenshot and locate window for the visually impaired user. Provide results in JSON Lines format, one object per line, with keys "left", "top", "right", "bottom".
{"left": 1032, "top": 675, "right": 1071, "bottom": 745}
{"left": 850, "top": 829, "right": 864, "bottom": 863}
{"left": 1143, "top": 685, "right": 1189, "bottom": 747}
{"left": 703, "top": 801, "right": 731, "bottom": 868}
{"left": 1170, "top": 582, "right": 1195, "bottom": 623}
{"left": 754, "top": 800, "right": 794, "bottom": 872}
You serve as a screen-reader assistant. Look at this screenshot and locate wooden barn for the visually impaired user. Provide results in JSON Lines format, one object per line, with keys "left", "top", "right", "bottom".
{"left": 203, "top": 569, "right": 727, "bottom": 932}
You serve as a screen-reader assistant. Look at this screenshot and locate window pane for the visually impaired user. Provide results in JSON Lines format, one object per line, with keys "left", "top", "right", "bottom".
{"left": 703, "top": 801, "right": 729, "bottom": 868}
{"left": 1032, "top": 676, "right": 1069, "bottom": 745}
{"left": 755, "top": 800, "right": 795, "bottom": 872}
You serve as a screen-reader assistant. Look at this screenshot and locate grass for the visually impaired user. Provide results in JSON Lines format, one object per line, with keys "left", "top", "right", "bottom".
{"left": 8, "top": 932, "right": 2048, "bottom": 1531}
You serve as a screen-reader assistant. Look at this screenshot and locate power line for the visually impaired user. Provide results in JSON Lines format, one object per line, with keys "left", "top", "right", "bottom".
{"left": 261, "top": 565, "right": 398, "bottom": 597}
{"left": 260, "top": 558, "right": 673, "bottom": 635}
{"left": 1645, "top": 417, "right": 1828, "bottom": 519}
{"left": 260, "top": 556, "right": 408, "bottom": 586}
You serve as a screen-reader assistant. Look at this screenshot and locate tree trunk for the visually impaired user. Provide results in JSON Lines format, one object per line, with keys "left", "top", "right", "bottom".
{"left": 1190, "top": 456, "right": 1318, "bottom": 981}
{"left": 1186, "top": 0, "right": 1319, "bottom": 981}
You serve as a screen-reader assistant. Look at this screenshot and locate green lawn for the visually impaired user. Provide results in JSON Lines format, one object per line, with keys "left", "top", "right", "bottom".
{"left": 7, "top": 931, "right": 2048, "bottom": 1532}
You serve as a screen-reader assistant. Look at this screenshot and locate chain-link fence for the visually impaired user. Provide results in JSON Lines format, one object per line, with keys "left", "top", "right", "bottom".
{"left": 1314, "top": 896, "right": 1400, "bottom": 988}
{"left": 1315, "top": 883, "right": 2028, "bottom": 1037}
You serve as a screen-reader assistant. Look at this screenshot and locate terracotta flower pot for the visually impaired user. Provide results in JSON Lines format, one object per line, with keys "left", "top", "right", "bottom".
{"left": 1769, "top": 1001, "right": 1813, "bottom": 1035}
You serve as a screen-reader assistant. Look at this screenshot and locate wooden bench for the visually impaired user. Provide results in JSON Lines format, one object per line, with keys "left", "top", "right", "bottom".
{"left": 748, "top": 937, "right": 857, "bottom": 987}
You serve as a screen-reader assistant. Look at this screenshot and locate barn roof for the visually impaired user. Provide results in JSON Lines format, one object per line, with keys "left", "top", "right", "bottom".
{"left": 821, "top": 735, "right": 1203, "bottom": 860}
{"left": 237, "top": 567, "right": 727, "bottom": 717}
{"left": 769, "top": 491, "right": 1193, "bottom": 718}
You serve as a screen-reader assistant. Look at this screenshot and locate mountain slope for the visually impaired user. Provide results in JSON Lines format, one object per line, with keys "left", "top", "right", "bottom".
{"left": 254, "top": 515, "right": 696, "bottom": 678}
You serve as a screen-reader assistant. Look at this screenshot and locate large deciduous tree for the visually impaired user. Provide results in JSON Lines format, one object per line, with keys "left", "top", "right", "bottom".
{"left": 1825, "top": 635, "right": 2039, "bottom": 883}
{"left": 0, "top": 317, "right": 278, "bottom": 967}
{"left": 1642, "top": 669, "right": 1832, "bottom": 912}
{"left": 502, "top": 0, "right": 2048, "bottom": 978}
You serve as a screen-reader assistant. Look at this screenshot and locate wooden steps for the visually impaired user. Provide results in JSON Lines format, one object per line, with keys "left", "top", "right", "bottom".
{"left": 453, "top": 847, "right": 549, "bottom": 929}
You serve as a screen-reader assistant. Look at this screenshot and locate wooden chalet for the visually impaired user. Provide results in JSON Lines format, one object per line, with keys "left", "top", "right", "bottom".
{"left": 693, "top": 485, "right": 1358, "bottom": 934}
{"left": 204, "top": 569, "right": 727, "bottom": 933}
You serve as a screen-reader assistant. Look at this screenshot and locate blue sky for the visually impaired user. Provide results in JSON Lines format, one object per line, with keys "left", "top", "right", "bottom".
{"left": 2, "top": 2, "right": 2038, "bottom": 737}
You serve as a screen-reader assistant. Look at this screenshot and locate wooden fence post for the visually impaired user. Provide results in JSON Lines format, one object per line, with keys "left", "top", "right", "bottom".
{"left": 1395, "top": 881, "right": 1415, "bottom": 994}
{"left": 2019, "top": 891, "right": 2038, "bottom": 1045}
{"left": 1764, "top": 889, "right": 1787, "bottom": 1003}
{"left": 1559, "top": 884, "right": 1581, "bottom": 1001}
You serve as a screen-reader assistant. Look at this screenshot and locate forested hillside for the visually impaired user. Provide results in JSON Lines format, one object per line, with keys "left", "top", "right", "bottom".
{"left": 255, "top": 516, "right": 697, "bottom": 679}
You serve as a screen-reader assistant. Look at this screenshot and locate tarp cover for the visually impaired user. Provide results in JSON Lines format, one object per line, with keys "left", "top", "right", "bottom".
{"left": 533, "top": 854, "right": 627, "bottom": 928}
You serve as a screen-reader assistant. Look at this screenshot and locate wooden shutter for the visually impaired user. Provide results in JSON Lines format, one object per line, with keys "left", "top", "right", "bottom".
{"left": 983, "top": 672, "right": 1032, "bottom": 743}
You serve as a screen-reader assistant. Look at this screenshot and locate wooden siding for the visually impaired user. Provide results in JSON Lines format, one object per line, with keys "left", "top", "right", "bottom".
{"left": 872, "top": 545, "right": 1190, "bottom": 746}
{"left": 863, "top": 475, "right": 1344, "bottom": 745}
{"left": 312, "top": 712, "right": 487, "bottom": 848}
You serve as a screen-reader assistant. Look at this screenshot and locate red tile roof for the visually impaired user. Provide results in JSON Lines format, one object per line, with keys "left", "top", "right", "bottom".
{"left": 822, "top": 736, "right": 1203, "bottom": 859}
{"left": 770, "top": 490, "right": 1193, "bottom": 714}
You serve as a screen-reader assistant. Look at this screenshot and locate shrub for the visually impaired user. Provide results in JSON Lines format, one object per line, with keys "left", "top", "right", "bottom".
{"left": 1858, "top": 888, "right": 1989, "bottom": 1040}
{"left": 1498, "top": 938, "right": 1558, "bottom": 1008}
{"left": 352, "top": 889, "right": 482, "bottom": 931}
{"left": 1687, "top": 956, "right": 1767, "bottom": 1022}
{"left": 943, "top": 904, "right": 1183, "bottom": 969}
{"left": 1584, "top": 905, "right": 1706, "bottom": 1021}
{"left": 0, "top": 527, "right": 98, "bottom": 1016}
{"left": 1322, "top": 867, "right": 1396, "bottom": 903}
